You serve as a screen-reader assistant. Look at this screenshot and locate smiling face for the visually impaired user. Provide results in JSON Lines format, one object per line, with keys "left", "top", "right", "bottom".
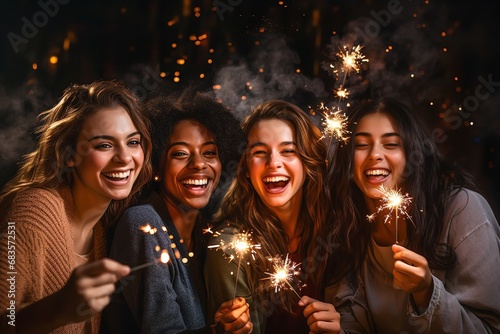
{"left": 353, "top": 112, "right": 406, "bottom": 202}
{"left": 246, "top": 119, "right": 306, "bottom": 214}
{"left": 160, "top": 119, "right": 221, "bottom": 211}
{"left": 70, "top": 106, "right": 144, "bottom": 203}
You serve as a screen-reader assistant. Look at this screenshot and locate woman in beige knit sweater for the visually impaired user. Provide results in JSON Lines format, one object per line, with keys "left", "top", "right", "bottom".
{"left": 0, "top": 81, "right": 152, "bottom": 333}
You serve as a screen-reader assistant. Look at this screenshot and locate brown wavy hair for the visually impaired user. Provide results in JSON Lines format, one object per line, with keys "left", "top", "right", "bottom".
{"left": 0, "top": 80, "right": 152, "bottom": 227}
{"left": 215, "top": 100, "right": 329, "bottom": 312}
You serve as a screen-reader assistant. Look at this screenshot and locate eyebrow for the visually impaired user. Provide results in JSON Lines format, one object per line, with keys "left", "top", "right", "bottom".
{"left": 169, "top": 141, "right": 217, "bottom": 147}
{"left": 354, "top": 132, "right": 400, "bottom": 138}
{"left": 249, "top": 141, "right": 296, "bottom": 149}
{"left": 88, "top": 131, "right": 141, "bottom": 141}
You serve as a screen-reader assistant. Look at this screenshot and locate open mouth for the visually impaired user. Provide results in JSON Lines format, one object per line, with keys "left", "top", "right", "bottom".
{"left": 103, "top": 170, "right": 131, "bottom": 181}
{"left": 181, "top": 178, "right": 209, "bottom": 189}
{"left": 263, "top": 176, "right": 290, "bottom": 190}
{"left": 364, "top": 169, "right": 389, "bottom": 181}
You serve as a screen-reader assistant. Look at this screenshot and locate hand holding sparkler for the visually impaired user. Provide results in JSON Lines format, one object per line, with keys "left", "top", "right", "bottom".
{"left": 392, "top": 244, "right": 433, "bottom": 309}
{"left": 212, "top": 297, "right": 253, "bottom": 334}
{"left": 57, "top": 258, "right": 131, "bottom": 323}
{"left": 299, "top": 296, "right": 341, "bottom": 334}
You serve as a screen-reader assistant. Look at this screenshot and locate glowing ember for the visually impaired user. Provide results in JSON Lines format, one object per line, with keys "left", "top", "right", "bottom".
{"left": 208, "top": 230, "right": 261, "bottom": 299}
{"left": 320, "top": 104, "right": 350, "bottom": 143}
{"left": 369, "top": 185, "right": 415, "bottom": 244}
{"left": 129, "top": 250, "right": 171, "bottom": 273}
{"left": 261, "top": 254, "right": 303, "bottom": 299}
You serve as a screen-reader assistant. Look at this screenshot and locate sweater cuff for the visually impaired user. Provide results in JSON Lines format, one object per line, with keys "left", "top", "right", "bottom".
{"left": 408, "top": 275, "right": 441, "bottom": 318}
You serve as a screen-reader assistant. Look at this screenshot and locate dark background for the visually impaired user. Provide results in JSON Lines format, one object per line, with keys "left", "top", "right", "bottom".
{"left": 1, "top": 0, "right": 499, "bottom": 216}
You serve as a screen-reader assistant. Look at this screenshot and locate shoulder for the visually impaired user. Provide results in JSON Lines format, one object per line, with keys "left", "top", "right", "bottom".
{"left": 446, "top": 188, "right": 496, "bottom": 221}
{"left": 444, "top": 188, "right": 499, "bottom": 247}
{"left": 1, "top": 188, "right": 72, "bottom": 253}
{"left": 206, "top": 222, "right": 241, "bottom": 247}
{"left": 112, "top": 203, "right": 166, "bottom": 247}
{"left": 11, "top": 187, "right": 62, "bottom": 207}
{"left": 3, "top": 187, "right": 66, "bottom": 226}
{"left": 117, "top": 203, "right": 163, "bottom": 228}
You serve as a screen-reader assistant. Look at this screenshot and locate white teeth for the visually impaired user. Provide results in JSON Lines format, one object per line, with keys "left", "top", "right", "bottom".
{"left": 182, "top": 179, "right": 208, "bottom": 185}
{"left": 263, "top": 176, "right": 289, "bottom": 183}
{"left": 105, "top": 171, "right": 130, "bottom": 179}
{"left": 365, "top": 169, "right": 389, "bottom": 176}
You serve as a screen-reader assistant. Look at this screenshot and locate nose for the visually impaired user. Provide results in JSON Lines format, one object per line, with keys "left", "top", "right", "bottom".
{"left": 189, "top": 153, "right": 207, "bottom": 170}
{"left": 113, "top": 146, "right": 133, "bottom": 164}
{"left": 266, "top": 152, "right": 283, "bottom": 169}
{"left": 369, "top": 144, "right": 383, "bottom": 161}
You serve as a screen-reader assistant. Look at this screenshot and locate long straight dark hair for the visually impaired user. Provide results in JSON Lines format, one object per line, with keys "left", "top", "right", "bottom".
{"left": 326, "top": 98, "right": 475, "bottom": 283}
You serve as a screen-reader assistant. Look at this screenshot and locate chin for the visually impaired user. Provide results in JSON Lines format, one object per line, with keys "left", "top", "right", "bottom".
{"left": 186, "top": 199, "right": 211, "bottom": 210}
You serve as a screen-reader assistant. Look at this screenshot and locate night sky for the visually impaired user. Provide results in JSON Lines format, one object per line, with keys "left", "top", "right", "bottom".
{"left": 1, "top": 0, "right": 499, "bottom": 215}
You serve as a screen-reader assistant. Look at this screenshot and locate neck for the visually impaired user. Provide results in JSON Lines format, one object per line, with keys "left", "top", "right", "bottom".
{"left": 70, "top": 186, "right": 110, "bottom": 255}
{"left": 274, "top": 207, "right": 302, "bottom": 253}
{"left": 164, "top": 198, "right": 198, "bottom": 251}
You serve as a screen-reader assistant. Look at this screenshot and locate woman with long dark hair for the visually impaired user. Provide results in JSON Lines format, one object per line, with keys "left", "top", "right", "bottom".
{"left": 326, "top": 98, "right": 500, "bottom": 333}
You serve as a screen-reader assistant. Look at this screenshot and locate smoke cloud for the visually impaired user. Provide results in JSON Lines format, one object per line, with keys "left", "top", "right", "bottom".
{"left": 213, "top": 34, "right": 328, "bottom": 120}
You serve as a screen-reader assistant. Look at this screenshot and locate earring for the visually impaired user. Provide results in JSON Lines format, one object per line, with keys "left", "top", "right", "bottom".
{"left": 154, "top": 175, "right": 160, "bottom": 182}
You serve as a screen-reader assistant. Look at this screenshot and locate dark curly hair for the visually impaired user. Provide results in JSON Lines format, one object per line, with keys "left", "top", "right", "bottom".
{"left": 142, "top": 91, "right": 245, "bottom": 213}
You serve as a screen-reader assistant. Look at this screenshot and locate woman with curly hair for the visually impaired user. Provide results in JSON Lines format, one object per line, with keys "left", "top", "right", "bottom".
{"left": 205, "top": 100, "right": 341, "bottom": 334}
{"left": 0, "top": 80, "right": 152, "bottom": 333}
{"left": 325, "top": 98, "right": 500, "bottom": 333}
{"left": 103, "top": 92, "right": 252, "bottom": 334}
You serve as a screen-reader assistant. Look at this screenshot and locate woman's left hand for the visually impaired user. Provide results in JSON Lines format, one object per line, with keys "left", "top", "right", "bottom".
{"left": 299, "top": 296, "right": 341, "bottom": 334}
{"left": 392, "top": 244, "right": 434, "bottom": 309}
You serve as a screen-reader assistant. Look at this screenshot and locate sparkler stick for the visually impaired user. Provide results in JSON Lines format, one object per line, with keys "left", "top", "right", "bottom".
{"left": 129, "top": 250, "right": 170, "bottom": 273}
{"left": 261, "top": 254, "right": 303, "bottom": 300}
{"left": 208, "top": 230, "right": 261, "bottom": 300}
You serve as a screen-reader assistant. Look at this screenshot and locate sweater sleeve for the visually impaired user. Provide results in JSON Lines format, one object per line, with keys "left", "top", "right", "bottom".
{"left": 204, "top": 225, "right": 263, "bottom": 334}
{"left": 106, "top": 205, "right": 204, "bottom": 334}
{"left": 406, "top": 190, "right": 500, "bottom": 333}
{"left": 0, "top": 188, "right": 74, "bottom": 332}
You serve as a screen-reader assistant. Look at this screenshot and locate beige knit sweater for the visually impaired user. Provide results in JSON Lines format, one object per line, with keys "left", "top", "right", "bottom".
{"left": 0, "top": 187, "right": 106, "bottom": 333}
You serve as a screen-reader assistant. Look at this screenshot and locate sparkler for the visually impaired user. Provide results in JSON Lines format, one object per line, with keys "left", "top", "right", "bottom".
{"left": 129, "top": 250, "right": 170, "bottom": 273}
{"left": 261, "top": 254, "right": 303, "bottom": 300}
{"left": 371, "top": 185, "right": 414, "bottom": 244}
{"left": 208, "top": 230, "right": 261, "bottom": 300}
{"left": 320, "top": 103, "right": 350, "bottom": 144}
{"left": 320, "top": 44, "right": 369, "bottom": 160}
